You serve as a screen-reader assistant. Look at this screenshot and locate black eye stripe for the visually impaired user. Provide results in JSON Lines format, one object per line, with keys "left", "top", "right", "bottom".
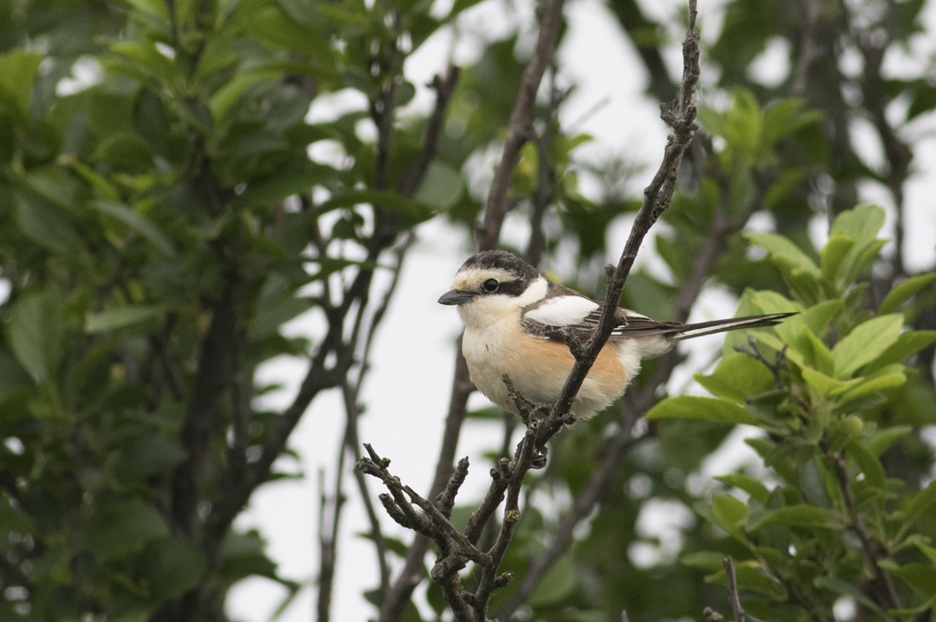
{"left": 492, "top": 280, "right": 526, "bottom": 297}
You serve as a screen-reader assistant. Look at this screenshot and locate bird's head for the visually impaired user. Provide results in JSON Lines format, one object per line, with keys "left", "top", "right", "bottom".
{"left": 438, "top": 250, "right": 546, "bottom": 328}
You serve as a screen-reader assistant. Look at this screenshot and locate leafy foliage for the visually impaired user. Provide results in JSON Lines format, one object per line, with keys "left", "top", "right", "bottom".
{"left": 650, "top": 206, "right": 936, "bottom": 618}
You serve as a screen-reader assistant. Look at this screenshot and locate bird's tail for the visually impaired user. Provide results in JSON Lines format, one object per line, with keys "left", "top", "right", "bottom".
{"left": 673, "top": 312, "right": 796, "bottom": 340}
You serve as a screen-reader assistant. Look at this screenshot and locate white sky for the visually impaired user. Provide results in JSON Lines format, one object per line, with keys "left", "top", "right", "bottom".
{"left": 226, "top": 0, "right": 936, "bottom": 620}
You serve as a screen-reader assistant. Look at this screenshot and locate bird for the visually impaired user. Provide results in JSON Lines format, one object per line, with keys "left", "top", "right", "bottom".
{"left": 438, "top": 250, "right": 794, "bottom": 421}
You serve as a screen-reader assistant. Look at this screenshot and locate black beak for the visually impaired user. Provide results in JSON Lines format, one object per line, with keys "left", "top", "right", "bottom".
{"left": 438, "top": 290, "right": 476, "bottom": 305}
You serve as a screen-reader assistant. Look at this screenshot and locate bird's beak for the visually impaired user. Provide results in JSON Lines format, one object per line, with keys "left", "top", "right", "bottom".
{"left": 438, "top": 290, "right": 476, "bottom": 306}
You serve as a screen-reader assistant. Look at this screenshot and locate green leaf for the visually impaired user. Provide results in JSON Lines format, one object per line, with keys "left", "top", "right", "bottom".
{"left": 712, "top": 493, "right": 749, "bottom": 534}
{"left": 317, "top": 189, "right": 422, "bottom": 215}
{"left": 123, "top": 0, "right": 169, "bottom": 19}
{"left": 748, "top": 505, "right": 838, "bottom": 530}
{"left": 88, "top": 90, "right": 136, "bottom": 136}
{"left": 88, "top": 201, "right": 175, "bottom": 254}
{"left": 67, "top": 159, "right": 120, "bottom": 202}
{"left": 831, "top": 205, "right": 887, "bottom": 283}
{"left": 645, "top": 395, "right": 758, "bottom": 425}
{"left": 708, "top": 561, "right": 787, "bottom": 600}
{"left": 92, "top": 132, "right": 155, "bottom": 169}
{"left": 110, "top": 40, "right": 177, "bottom": 83}
{"left": 917, "top": 542, "right": 936, "bottom": 566}
{"left": 694, "top": 352, "right": 775, "bottom": 404}
{"left": 232, "top": 162, "right": 333, "bottom": 210}
{"left": 901, "top": 482, "right": 936, "bottom": 532}
{"left": 680, "top": 551, "right": 726, "bottom": 570}
{"left": 0, "top": 493, "right": 37, "bottom": 535}
{"left": 769, "top": 299, "right": 840, "bottom": 369}
{"left": 723, "top": 88, "right": 762, "bottom": 153}
{"left": 831, "top": 203, "right": 886, "bottom": 244}
{"left": 868, "top": 331, "right": 936, "bottom": 370}
{"left": 14, "top": 191, "right": 85, "bottom": 256}
{"left": 241, "top": 5, "right": 333, "bottom": 62}
{"left": 846, "top": 439, "right": 885, "bottom": 489}
{"left": 412, "top": 162, "right": 465, "bottom": 211}
{"left": 879, "top": 273, "right": 936, "bottom": 314}
{"left": 529, "top": 554, "right": 576, "bottom": 607}
{"left": 248, "top": 296, "right": 312, "bottom": 340}
{"left": 878, "top": 560, "right": 936, "bottom": 599}
{"left": 137, "top": 537, "right": 207, "bottom": 600}
{"left": 820, "top": 233, "right": 855, "bottom": 284}
{"left": 761, "top": 98, "right": 822, "bottom": 146}
{"left": 86, "top": 305, "right": 165, "bottom": 333}
{"left": 746, "top": 233, "right": 823, "bottom": 302}
{"left": 115, "top": 433, "right": 187, "bottom": 480}
{"left": 85, "top": 499, "right": 169, "bottom": 558}
{"left": 714, "top": 474, "right": 770, "bottom": 504}
{"left": 748, "top": 290, "right": 801, "bottom": 315}
{"left": 801, "top": 367, "right": 861, "bottom": 396}
{"left": 209, "top": 67, "right": 282, "bottom": 120}
{"left": 815, "top": 576, "right": 885, "bottom": 615}
{"left": 7, "top": 287, "right": 65, "bottom": 384}
{"left": 832, "top": 314, "right": 903, "bottom": 378}
{"left": 838, "top": 365, "right": 906, "bottom": 402}
{"left": 745, "top": 232, "right": 819, "bottom": 275}
{"left": 865, "top": 425, "right": 912, "bottom": 455}
{"left": 0, "top": 50, "right": 43, "bottom": 116}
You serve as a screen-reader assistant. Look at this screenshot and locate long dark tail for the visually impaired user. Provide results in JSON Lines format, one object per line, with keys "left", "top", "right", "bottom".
{"left": 673, "top": 312, "right": 796, "bottom": 340}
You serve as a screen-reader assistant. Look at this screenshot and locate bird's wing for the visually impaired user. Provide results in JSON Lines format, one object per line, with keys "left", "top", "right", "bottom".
{"left": 520, "top": 285, "right": 678, "bottom": 342}
{"left": 521, "top": 282, "right": 794, "bottom": 343}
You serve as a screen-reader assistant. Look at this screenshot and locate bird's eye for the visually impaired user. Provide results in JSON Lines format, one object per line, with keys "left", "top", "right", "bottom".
{"left": 482, "top": 278, "right": 499, "bottom": 292}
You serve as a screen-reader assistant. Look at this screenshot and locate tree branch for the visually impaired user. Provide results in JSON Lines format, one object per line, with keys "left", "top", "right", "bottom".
{"left": 478, "top": 0, "right": 567, "bottom": 251}
{"left": 535, "top": 0, "right": 699, "bottom": 439}
{"left": 379, "top": 4, "right": 565, "bottom": 614}
{"left": 722, "top": 556, "right": 746, "bottom": 622}
{"left": 366, "top": 3, "right": 701, "bottom": 620}
{"left": 171, "top": 273, "right": 240, "bottom": 536}
{"left": 827, "top": 450, "right": 903, "bottom": 611}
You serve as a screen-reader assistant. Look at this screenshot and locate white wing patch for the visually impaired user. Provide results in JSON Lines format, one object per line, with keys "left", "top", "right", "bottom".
{"left": 523, "top": 296, "right": 599, "bottom": 327}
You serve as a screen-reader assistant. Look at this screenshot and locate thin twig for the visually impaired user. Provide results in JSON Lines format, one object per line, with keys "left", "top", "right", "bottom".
{"left": 401, "top": 65, "right": 461, "bottom": 197}
{"left": 494, "top": 412, "right": 649, "bottom": 618}
{"left": 790, "top": 0, "right": 821, "bottom": 97}
{"left": 316, "top": 466, "right": 345, "bottom": 622}
{"left": 722, "top": 556, "right": 746, "bottom": 622}
{"left": 358, "top": 445, "right": 487, "bottom": 565}
{"left": 378, "top": 61, "right": 472, "bottom": 619}
{"left": 827, "top": 451, "right": 903, "bottom": 611}
{"left": 539, "top": 0, "right": 699, "bottom": 430}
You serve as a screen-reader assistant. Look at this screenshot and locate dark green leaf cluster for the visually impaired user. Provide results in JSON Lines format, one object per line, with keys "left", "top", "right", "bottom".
{"left": 647, "top": 205, "right": 936, "bottom": 618}
{"left": 0, "top": 0, "right": 496, "bottom": 619}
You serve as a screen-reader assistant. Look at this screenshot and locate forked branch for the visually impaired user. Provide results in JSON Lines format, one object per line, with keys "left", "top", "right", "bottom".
{"left": 361, "top": 1, "right": 700, "bottom": 619}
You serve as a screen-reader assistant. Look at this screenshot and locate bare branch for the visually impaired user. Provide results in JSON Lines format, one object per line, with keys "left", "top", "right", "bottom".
{"left": 401, "top": 65, "right": 461, "bottom": 197}
{"left": 722, "top": 556, "right": 746, "bottom": 622}
{"left": 437, "top": 457, "right": 470, "bottom": 519}
{"left": 539, "top": 0, "right": 698, "bottom": 432}
{"left": 316, "top": 467, "right": 346, "bottom": 622}
{"left": 369, "top": 3, "right": 702, "bottom": 620}
{"left": 172, "top": 276, "right": 240, "bottom": 536}
{"left": 494, "top": 412, "right": 649, "bottom": 619}
{"left": 380, "top": 61, "right": 473, "bottom": 617}
{"left": 478, "top": 0, "right": 567, "bottom": 251}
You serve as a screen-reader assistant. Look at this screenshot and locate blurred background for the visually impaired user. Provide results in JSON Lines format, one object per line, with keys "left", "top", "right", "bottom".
{"left": 1, "top": 0, "right": 935, "bottom": 621}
